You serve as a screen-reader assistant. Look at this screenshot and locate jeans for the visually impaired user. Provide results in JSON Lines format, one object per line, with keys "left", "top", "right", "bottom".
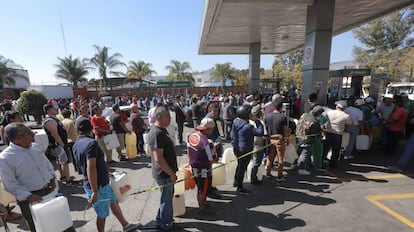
{"left": 396, "top": 134, "right": 414, "bottom": 168}
{"left": 224, "top": 120, "right": 233, "bottom": 140}
{"left": 251, "top": 147, "right": 264, "bottom": 181}
{"left": 177, "top": 121, "right": 184, "bottom": 143}
{"left": 324, "top": 132, "right": 342, "bottom": 167}
{"left": 297, "top": 142, "right": 312, "bottom": 170}
{"left": 234, "top": 150, "right": 252, "bottom": 189}
{"left": 345, "top": 127, "right": 360, "bottom": 157}
{"left": 386, "top": 130, "right": 404, "bottom": 156}
{"left": 136, "top": 132, "right": 145, "bottom": 154}
{"left": 156, "top": 178, "right": 174, "bottom": 230}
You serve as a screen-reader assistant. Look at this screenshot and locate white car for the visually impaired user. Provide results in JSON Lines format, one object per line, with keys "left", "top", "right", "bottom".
{"left": 102, "top": 105, "right": 149, "bottom": 131}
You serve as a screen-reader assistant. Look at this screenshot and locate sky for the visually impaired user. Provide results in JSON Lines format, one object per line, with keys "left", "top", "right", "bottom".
{"left": 0, "top": 0, "right": 360, "bottom": 85}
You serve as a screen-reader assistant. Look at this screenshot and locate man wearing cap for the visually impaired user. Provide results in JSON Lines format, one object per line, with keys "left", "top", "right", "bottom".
{"left": 43, "top": 104, "right": 73, "bottom": 183}
{"left": 147, "top": 106, "right": 181, "bottom": 231}
{"left": 0, "top": 123, "right": 57, "bottom": 232}
{"left": 344, "top": 99, "right": 364, "bottom": 159}
{"left": 264, "top": 99, "right": 289, "bottom": 181}
{"left": 323, "top": 100, "right": 353, "bottom": 168}
{"left": 249, "top": 104, "right": 267, "bottom": 183}
{"left": 73, "top": 118, "right": 139, "bottom": 232}
{"left": 187, "top": 118, "right": 218, "bottom": 214}
{"left": 378, "top": 97, "right": 394, "bottom": 145}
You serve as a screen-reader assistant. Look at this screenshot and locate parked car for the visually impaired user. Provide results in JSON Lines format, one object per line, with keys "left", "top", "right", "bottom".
{"left": 102, "top": 105, "right": 149, "bottom": 131}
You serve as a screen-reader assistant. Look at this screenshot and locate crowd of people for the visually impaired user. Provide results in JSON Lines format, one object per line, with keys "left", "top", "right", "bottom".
{"left": 0, "top": 89, "right": 413, "bottom": 231}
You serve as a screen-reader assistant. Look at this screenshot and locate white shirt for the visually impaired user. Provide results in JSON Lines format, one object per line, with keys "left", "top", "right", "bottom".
{"left": 0, "top": 143, "right": 55, "bottom": 201}
{"left": 325, "top": 109, "right": 353, "bottom": 134}
{"left": 344, "top": 106, "right": 363, "bottom": 126}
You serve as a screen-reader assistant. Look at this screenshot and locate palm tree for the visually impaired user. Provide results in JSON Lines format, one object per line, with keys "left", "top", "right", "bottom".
{"left": 0, "top": 55, "right": 29, "bottom": 100}
{"left": 88, "top": 45, "right": 125, "bottom": 91}
{"left": 165, "top": 60, "right": 194, "bottom": 84}
{"left": 212, "top": 62, "right": 236, "bottom": 92}
{"left": 126, "top": 61, "right": 157, "bottom": 94}
{"left": 54, "top": 55, "right": 89, "bottom": 95}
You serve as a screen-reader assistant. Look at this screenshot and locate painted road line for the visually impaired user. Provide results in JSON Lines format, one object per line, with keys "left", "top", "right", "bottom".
{"left": 366, "top": 193, "right": 414, "bottom": 229}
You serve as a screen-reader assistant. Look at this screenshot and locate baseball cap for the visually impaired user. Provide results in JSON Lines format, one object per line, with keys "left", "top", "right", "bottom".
{"left": 365, "top": 97, "right": 375, "bottom": 103}
{"left": 75, "top": 118, "right": 93, "bottom": 132}
{"left": 251, "top": 104, "right": 262, "bottom": 116}
{"left": 311, "top": 105, "right": 324, "bottom": 115}
{"left": 355, "top": 99, "right": 365, "bottom": 106}
{"left": 272, "top": 93, "right": 282, "bottom": 102}
{"left": 335, "top": 100, "right": 347, "bottom": 108}
{"left": 196, "top": 118, "right": 215, "bottom": 131}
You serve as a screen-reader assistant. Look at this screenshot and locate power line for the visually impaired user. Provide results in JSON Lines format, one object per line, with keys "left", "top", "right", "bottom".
{"left": 57, "top": 3, "right": 68, "bottom": 56}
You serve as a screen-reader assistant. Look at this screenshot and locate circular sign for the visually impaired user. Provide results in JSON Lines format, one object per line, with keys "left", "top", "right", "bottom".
{"left": 381, "top": 73, "right": 388, "bottom": 81}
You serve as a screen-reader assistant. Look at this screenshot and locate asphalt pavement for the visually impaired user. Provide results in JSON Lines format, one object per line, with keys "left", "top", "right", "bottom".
{"left": 4, "top": 121, "right": 414, "bottom": 232}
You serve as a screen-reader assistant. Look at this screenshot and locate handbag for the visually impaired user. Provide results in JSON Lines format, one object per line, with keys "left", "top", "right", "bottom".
{"left": 103, "top": 133, "right": 120, "bottom": 150}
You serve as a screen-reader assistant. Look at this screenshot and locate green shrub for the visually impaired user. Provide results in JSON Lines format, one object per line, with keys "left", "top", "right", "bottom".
{"left": 17, "top": 90, "right": 47, "bottom": 125}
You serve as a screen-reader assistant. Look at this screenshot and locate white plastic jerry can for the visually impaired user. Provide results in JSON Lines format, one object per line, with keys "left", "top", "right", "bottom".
{"left": 174, "top": 171, "right": 185, "bottom": 195}
{"left": 211, "top": 162, "right": 226, "bottom": 187}
{"left": 30, "top": 193, "right": 73, "bottom": 232}
{"left": 110, "top": 172, "right": 131, "bottom": 203}
{"left": 246, "top": 160, "right": 265, "bottom": 181}
{"left": 222, "top": 148, "right": 238, "bottom": 172}
{"left": 356, "top": 134, "right": 370, "bottom": 150}
{"left": 173, "top": 194, "right": 185, "bottom": 217}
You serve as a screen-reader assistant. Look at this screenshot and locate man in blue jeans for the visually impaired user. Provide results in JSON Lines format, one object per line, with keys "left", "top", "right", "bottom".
{"left": 147, "top": 106, "right": 182, "bottom": 231}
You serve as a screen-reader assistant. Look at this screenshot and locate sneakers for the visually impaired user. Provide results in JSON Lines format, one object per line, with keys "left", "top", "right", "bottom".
{"left": 265, "top": 173, "right": 274, "bottom": 179}
{"left": 237, "top": 188, "right": 251, "bottom": 195}
{"left": 344, "top": 155, "right": 354, "bottom": 160}
{"left": 119, "top": 156, "right": 128, "bottom": 161}
{"left": 207, "top": 191, "right": 222, "bottom": 199}
{"left": 298, "top": 169, "right": 311, "bottom": 175}
{"left": 123, "top": 223, "right": 141, "bottom": 232}
{"left": 276, "top": 175, "right": 287, "bottom": 182}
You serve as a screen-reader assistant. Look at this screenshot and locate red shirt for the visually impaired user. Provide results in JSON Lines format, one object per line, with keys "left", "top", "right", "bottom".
{"left": 388, "top": 106, "right": 409, "bottom": 132}
{"left": 91, "top": 115, "right": 109, "bottom": 136}
{"left": 120, "top": 111, "right": 128, "bottom": 121}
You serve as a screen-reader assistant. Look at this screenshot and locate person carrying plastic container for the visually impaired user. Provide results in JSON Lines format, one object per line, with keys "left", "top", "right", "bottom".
{"left": 73, "top": 118, "right": 139, "bottom": 232}
{"left": 0, "top": 123, "right": 58, "bottom": 232}
{"left": 187, "top": 117, "right": 220, "bottom": 215}
{"left": 296, "top": 106, "right": 323, "bottom": 175}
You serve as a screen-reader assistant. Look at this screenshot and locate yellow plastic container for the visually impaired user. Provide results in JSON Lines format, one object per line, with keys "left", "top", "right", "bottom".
{"left": 125, "top": 132, "right": 137, "bottom": 147}
{"left": 126, "top": 146, "right": 137, "bottom": 159}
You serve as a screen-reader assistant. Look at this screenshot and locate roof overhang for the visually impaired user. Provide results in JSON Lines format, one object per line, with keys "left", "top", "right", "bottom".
{"left": 199, "top": 0, "right": 414, "bottom": 55}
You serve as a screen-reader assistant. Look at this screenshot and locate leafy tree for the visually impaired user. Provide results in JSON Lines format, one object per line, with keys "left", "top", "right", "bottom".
{"left": 54, "top": 55, "right": 89, "bottom": 95}
{"left": 0, "top": 55, "right": 29, "bottom": 100}
{"left": 126, "top": 61, "right": 157, "bottom": 94}
{"left": 353, "top": 8, "right": 414, "bottom": 82}
{"left": 165, "top": 60, "right": 194, "bottom": 84}
{"left": 88, "top": 45, "right": 125, "bottom": 91}
{"left": 211, "top": 62, "right": 236, "bottom": 92}
{"left": 17, "top": 90, "right": 47, "bottom": 125}
{"left": 271, "top": 49, "right": 304, "bottom": 91}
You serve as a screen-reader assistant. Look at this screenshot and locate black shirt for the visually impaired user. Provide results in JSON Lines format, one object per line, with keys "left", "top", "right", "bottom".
{"left": 148, "top": 125, "right": 178, "bottom": 179}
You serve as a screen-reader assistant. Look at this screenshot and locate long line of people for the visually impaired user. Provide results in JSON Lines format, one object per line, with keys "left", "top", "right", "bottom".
{"left": 2, "top": 90, "right": 414, "bottom": 232}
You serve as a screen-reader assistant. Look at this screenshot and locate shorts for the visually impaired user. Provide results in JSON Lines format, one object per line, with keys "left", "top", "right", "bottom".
{"left": 85, "top": 184, "right": 117, "bottom": 218}
{"left": 191, "top": 168, "right": 212, "bottom": 197}
{"left": 54, "top": 146, "right": 69, "bottom": 164}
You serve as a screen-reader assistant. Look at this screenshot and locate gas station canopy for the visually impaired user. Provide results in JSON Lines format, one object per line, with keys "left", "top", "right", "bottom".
{"left": 199, "top": 0, "right": 414, "bottom": 55}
